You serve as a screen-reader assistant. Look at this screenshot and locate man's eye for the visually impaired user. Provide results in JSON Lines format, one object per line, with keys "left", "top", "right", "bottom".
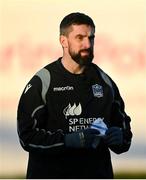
{"left": 77, "top": 36, "right": 83, "bottom": 40}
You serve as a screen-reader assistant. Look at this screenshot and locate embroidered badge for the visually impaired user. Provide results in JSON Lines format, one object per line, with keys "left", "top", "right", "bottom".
{"left": 92, "top": 84, "right": 103, "bottom": 98}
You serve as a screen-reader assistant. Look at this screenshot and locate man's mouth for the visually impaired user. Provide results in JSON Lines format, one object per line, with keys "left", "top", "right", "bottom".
{"left": 80, "top": 50, "right": 90, "bottom": 56}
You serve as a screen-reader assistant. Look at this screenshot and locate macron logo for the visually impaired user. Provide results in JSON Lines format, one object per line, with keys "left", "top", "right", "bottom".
{"left": 24, "top": 84, "right": 32, "bottom": 94}
{"left": 53, "top": 86, "right": 74, "bottom": 92}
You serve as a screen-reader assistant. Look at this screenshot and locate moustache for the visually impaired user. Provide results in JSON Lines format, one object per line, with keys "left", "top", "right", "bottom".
{"left": 79, "top": 48, "right": 93, "bottom": 54}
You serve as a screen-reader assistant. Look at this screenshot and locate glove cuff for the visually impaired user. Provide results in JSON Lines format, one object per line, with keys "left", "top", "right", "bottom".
{"left": 64, "top": 131, "right": 84, "bottom": 148}
{"left": 78, "top": 131, "right": 85, "bottom": 147}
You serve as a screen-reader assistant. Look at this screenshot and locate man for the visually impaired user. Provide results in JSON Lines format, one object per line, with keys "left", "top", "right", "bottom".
{"left": 17, "top": 12, "right": 132, "bottom": 178}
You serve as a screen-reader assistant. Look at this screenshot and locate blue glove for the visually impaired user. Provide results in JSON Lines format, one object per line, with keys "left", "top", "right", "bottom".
{"left": 64, "top": 128, "right": 100, "bottom": 149}
{"left": 105, "top": 127, "right": 123, "bottom": 146}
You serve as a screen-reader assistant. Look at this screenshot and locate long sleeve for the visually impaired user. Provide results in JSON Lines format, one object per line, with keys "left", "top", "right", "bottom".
{"left": 17, "top": 70, "right": 64, "bottom": 153}
{"left": 108, "top": 81, "right": 132, "bottom": 154}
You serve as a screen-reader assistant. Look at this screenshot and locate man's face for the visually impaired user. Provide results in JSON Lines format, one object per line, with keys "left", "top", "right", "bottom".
{"left": 66, "top": 25, "right": 95, "bottom": 66}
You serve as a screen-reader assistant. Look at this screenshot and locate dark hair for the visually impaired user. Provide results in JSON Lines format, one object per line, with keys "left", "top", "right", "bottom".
{"left": 60, "top": 12, "right": 95, "bottom": 36}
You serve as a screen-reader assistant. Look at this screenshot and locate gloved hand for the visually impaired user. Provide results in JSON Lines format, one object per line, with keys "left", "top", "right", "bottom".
{"left": 104, "top": 127, "right": 123, "bottom": 146}
{"left": 64, "top": 128, "right": 100, "bottom": 149}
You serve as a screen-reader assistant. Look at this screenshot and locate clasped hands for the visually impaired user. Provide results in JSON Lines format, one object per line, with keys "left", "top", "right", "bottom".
{"left": 64, "top": 127, "right": 123, "bottom": 149}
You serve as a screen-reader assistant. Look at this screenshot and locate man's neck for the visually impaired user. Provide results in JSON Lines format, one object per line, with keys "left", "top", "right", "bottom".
{"left": 61, "top": 56, "right": 85, "bottom": 74}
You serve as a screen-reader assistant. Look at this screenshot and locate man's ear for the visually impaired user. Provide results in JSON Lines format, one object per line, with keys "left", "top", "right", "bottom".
{"left": 59, "top": 35, "right": 68, "bottom": 48}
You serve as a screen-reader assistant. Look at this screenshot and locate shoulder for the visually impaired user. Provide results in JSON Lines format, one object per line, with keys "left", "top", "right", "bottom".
{"left": 23, "top": 59, "right": 59, "bottom": 94}
{"left": 44, "top": 58, "right": 60, "bottom": 71}
{"left": 91, "top": 63, "right": 115, "bottom": 88}
{"left": 33, "top": 58, "right": 60, "bottom": 83}
{"left": 90, "top": 63, "right": 122, "bottom": 99}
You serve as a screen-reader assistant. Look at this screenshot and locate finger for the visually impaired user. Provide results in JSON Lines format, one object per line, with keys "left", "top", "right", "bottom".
{"left": 106, "top": 130, "right": 122, "bottom": 137}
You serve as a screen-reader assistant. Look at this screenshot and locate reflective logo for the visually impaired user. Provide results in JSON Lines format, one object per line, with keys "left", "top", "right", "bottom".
{"left": 63, "top": 103, "right": 82, "bottom": 119}
{"left": 92, "top": 84, "right": 103, "bottom": 98}
{"left": 53, "top": 86, "right": 74, "bottom": 92}
{"left": 24, "top": 84, "right": 32, "bottom": 94}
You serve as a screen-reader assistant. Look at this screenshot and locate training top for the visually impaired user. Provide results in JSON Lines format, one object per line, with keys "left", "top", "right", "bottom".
{"left": 17, "top": 58, "right": 132, "bottom": 179}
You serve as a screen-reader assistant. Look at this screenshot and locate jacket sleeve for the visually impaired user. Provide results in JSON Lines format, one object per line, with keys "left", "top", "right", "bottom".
{"left": 17, "top": 71, "right": 64, "bottom": 153}
{"left": 108, "top": 80, "right": 133, "bottom": 154}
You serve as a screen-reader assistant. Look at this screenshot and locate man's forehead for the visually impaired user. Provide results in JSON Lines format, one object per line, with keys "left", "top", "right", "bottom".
{"left": 69, "top": 24, "right": 95, "bottom": 36}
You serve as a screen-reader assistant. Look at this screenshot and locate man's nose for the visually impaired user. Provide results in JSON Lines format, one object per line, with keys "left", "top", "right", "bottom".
{"left": 83, "top": 38, "right": 91, "bottom": 49}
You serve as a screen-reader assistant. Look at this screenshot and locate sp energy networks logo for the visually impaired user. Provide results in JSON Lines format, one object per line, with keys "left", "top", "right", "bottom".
{"left": 63, "top": 102, "right": 100, "bottom": 132}
{"left": 63, "top": 103, "right": 82, "bottom": 119}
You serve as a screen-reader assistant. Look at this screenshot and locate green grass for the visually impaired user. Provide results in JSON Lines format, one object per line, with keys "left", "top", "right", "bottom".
{"left": 114, "top": 171, "right": 146, "bottom": 179}
{"left": 1, "top": 171, "right": 146, "bottom": 179}
{"left": 0, "top": 174, "right": 25, "bottom": 179}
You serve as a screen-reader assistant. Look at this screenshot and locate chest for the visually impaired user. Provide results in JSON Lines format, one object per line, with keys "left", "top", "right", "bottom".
{"left": 45, "top": 74, "right": 113, "bottom": 132}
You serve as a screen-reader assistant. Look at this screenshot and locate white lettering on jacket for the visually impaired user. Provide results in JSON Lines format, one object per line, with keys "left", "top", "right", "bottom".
{"left": 53, "top": 86, "right": 74, "bottom": 92}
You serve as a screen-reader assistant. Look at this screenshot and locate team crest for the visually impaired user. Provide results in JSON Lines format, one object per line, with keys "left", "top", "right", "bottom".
{"left": 92, "top": 84, "right": 103, "bottom": 98}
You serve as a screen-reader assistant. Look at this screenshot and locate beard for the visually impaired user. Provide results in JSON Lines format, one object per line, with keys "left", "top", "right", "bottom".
{"left": 69, "top": 48, "right": 94, "bottom": 66}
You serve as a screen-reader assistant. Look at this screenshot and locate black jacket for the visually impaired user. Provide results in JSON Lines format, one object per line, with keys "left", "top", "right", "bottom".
{"left": 17, "top": 58, "right": 132, "bottom": 178}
